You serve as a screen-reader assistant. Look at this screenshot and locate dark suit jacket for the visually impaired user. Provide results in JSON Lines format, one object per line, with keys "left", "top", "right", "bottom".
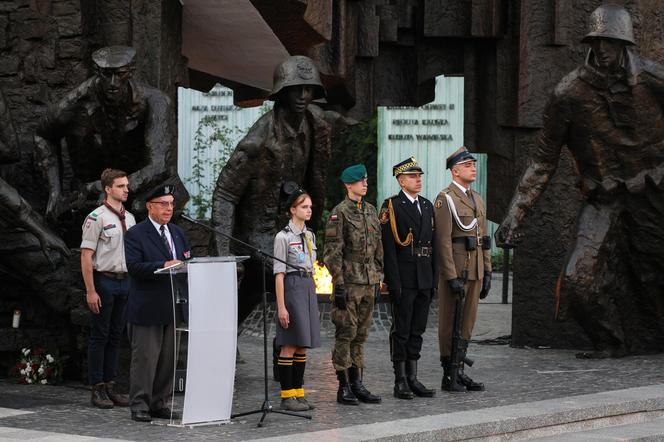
{"left": 380, "top": 190, "right": 436, "bottom": 291}
{"left": 124, "top": 218, "right": 191, "bottom": 325}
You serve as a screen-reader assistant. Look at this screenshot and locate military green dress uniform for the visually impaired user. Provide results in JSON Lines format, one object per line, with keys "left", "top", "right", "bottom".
{"left": 324, "top": 164, "right": 383, "bottom": 405}
{"left": 433, "top": 147, "right": 492, "bottom": 392}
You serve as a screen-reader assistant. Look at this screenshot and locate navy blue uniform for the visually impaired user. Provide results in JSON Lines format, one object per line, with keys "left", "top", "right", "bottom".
{"left": 380, "top": 190, "right": 436, "bottom": 362}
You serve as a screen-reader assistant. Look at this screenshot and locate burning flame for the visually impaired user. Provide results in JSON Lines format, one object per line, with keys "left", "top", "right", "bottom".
{"left": 313, "top": 261, "right": 333, "bottom": 294}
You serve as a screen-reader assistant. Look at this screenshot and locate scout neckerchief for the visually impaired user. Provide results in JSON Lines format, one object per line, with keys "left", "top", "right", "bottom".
{"left": 103, "top": 199, "right": 127, "bottom": 233}
{"left": 299, "top": 231, "right": 315, "bottom": 268}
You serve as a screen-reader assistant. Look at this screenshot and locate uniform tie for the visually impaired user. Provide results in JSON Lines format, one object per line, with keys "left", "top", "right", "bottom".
{"left": 413, "top": 198, "right": 421, "bottom": 215}
{"left": 160, "top": 225, "right": 173, "bottom": 257}
{"left": 466, "top": 189, "right": 477, "bottom": 211}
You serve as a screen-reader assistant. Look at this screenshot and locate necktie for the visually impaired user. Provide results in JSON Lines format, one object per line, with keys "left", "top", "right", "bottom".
{"left": 413, "top": 199, "right": 421, "bottom": 215}
{"left": 160, "top": 225, "right": 173, "bottom": 257}
{"left": 466, "top": 189, "right": 477, "bottom": 211}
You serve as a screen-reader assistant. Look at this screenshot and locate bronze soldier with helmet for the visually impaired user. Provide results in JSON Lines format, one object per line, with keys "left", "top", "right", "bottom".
{"left": 496, "top": 5, "right": 664, "bottom": 357}
{"left": 211, "top": 55, "right": 332, "bottom": 322}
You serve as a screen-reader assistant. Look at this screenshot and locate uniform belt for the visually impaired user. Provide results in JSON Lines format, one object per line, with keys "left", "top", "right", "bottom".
{"left": 412, "top": 246, "right": 432, "bottom": 257}
{"left": 343, "top": 253, "right": 372, "bottom": 264}
{"left": 286, "top": 270, "right": 313, "bottom": 278}
{"left": 452, "top": 237, "right": 483, "bottom": 244}
{"left": 97, "top": 271, "right": 127, "bottom": 280}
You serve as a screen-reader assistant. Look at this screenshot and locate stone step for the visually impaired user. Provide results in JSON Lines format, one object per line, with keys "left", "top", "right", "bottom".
{"left": 248, "top": 384, "right": 664, "bottom": 441}
{"left": 531, "top": 415, "right": 664, "bottom": 441}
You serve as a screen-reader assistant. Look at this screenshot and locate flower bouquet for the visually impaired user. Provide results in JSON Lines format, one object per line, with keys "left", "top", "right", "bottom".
{"left": 11, "top": 347, "right": 63, "bottom": 385}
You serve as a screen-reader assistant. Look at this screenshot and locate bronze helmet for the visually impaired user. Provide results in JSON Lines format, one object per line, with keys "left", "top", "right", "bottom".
{"left": 268, "top": 55, "right": 326, "bottom": 101}
{"left": 582, "top": 4, "right": 635, "bottom": 45}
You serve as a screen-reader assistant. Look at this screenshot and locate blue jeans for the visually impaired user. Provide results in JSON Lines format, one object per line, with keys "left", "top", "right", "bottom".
{"left": 88, "top": 273, "right": 128, "bottom": 385}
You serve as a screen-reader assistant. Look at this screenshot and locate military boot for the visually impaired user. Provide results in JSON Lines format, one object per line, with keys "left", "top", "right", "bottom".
{"left": 440, "top": 357, "right": 465, "bottom": 392}
{"left": 348, "top": 366, "right": 381, "bottom": 403}
{"left": 336, "top": 370, "right": 359, "bottom": 405}
{"left": 393, "top": 361, "right": 414, "bottom": 399}
{"left": 91, "top": 383, "right": 114, "bottom": 409}
{"left": 105, "top": 382, "right": 130, "bottom": 406}
{"left": 406, "top": 360, "right": 435, "bottom": 397}
{"left": 458, "top": 364, "right": 485, "bottom": 391}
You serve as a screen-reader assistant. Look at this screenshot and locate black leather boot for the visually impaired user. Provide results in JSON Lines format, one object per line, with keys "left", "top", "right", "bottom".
{"left": 406, "top": 360, "right": 435, "bottom": 397}
{"left": 336, "top": 370, "right": 359, "bottom": 405}
{"left": 440, "top": 357, "right": 465, "bottom": 392}
{"left": 393, "top": 361, "right": 414, "bottom": 399}
{"left": 348, "top": 366, "right": 381, "bottom": 403}
{"left": 458, "top": 364, "right": 485, "bottom": 391}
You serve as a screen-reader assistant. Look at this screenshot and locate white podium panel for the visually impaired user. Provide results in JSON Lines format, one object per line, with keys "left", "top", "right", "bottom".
{"left": 182, "top": 260, "right": 238, "bottom": 425}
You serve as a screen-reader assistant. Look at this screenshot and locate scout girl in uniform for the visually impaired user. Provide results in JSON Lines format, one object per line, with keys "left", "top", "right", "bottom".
{"left": 273, "top": 189, "right": 320, "bottom": 411}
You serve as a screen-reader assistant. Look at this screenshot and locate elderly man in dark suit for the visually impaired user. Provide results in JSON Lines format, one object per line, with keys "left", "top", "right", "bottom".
{"left": 124, "top": 184, "right": 191, "bottom": 422}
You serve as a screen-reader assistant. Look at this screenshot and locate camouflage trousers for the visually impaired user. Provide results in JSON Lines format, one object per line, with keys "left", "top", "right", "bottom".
{"left": 331, "top": 283, "right": 375, "bottom": 371}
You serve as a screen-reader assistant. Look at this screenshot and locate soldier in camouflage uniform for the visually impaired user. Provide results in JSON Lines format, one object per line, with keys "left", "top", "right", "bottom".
{"left": 323, "top": 164, "right": 383, "bottom": 405}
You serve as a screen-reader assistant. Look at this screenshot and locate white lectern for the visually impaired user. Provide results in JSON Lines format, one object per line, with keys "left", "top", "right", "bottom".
{"left": 156, "top": 256, "right": 248, "bottom": 427}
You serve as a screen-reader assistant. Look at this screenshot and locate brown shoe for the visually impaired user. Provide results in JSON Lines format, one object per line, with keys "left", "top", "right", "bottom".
{"left": 296, "top": 397, "right": 315, "bottom": 410}
{"left": 280, "top": 397, "right": 309, "bottom": 412}
{"left": 105, "top": 382, "right": 130, "bottom": 407}
{"left": 91, "top": 383, "right": 114, "bottom": 409}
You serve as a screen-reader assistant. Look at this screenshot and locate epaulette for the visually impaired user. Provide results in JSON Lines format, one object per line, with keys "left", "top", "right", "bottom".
{"left": 306, "top": 227, "right": 314, "bottom": 233}
{"left": 282, "top": 225, "right": 292, "bottom": 233}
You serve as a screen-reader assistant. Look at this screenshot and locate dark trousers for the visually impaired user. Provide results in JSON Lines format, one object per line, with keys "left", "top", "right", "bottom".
{"left": 88, "top": 273, "right": 128, "bottom": 385}
{"left": 128, "top": 323, "right": 175, "bottom": 412}
{"left": 390, "top": 288, "right": 432, "bottom": 361}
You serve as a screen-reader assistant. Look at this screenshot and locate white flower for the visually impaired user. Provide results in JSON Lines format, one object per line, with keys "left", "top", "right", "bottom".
{"left": 38, "top": 367, "right": 44, "bottom": 375}
{"left": 26, "top": 379, "right": 32, "bottom": 384}
{"left": 46, "top": 355, "right": 54, "bottom": 363}
{"left": 40, "top": 379, "right": 48, "bottom": 385}
{"left": 25, "top": 365, "right": 31, "bottom": 373}
{"left": 19, "top": 369, "right": 25, "bottom": 375}
{"left": 22, "top": 349, "right": 30, "bottom": 356}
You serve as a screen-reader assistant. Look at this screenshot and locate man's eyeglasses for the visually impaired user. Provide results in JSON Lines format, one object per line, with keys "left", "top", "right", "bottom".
{"left": 150, "top": 201, "right": 175, "bottom": 208}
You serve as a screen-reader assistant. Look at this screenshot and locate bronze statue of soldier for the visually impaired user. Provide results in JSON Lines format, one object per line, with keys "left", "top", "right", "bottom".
{"left": 496, "top": 5, "right": 664, "bottom": 357}
{"left": 211, "top": 55, "right": 332, "bottom": 321}
{"left": 34, "top": 45, "right": 186, "bottom": 228}
{"left": 0, "top": 88, "right": 72, "bottom": 313}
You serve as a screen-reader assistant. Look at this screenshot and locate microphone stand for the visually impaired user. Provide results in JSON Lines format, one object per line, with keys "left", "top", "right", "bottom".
{"left": 181, "top": 215, "right": 312, "bottom": 427}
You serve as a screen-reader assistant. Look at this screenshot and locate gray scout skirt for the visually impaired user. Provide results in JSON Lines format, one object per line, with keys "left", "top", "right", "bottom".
{"left": 275, "top": 273, "right": 321, "bottom": 348}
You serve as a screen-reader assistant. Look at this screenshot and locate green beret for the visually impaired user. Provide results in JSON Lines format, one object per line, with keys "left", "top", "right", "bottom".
{"left": 340, "top": 164, "right": 368, "bottom": 184}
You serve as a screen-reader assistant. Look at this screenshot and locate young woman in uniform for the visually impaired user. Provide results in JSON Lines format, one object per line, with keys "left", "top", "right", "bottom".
{"left": 273, "top": 189, "right": 321, "bottom": 411}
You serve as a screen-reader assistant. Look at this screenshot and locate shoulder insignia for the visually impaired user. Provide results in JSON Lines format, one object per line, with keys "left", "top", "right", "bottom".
{"left": 330, "top": 213, "right": 338, "bottom": 222}
{"left": 379, "top": 207, "right": 389, "bottom": 224}
{"left": 434, "top": 199, "right": 443, "bottom": 209}
{"left": 88, "top": 211, "right": 98, "bottom": 219}
{"left": 282, "top": 225, "right": 291, "bottom": 233}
